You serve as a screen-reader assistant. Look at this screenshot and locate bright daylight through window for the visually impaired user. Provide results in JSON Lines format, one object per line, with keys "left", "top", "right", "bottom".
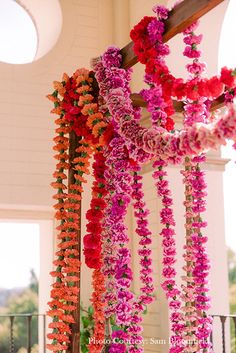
{"left": 0, "top": 0, "right": 37, "bottom": 64}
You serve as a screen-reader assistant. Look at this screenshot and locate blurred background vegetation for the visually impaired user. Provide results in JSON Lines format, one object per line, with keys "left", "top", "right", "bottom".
{"left": 228, "top": 247, "right": 236, "bottom": 352}
{"left": 0, "top": 269, "right": 38, "bottom": 353}
{"left": 0, "top": 249, "right": 235, "bottom": 353}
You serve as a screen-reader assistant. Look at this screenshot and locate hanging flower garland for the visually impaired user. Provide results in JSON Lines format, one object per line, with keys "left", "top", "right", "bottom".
{"left": 86, "top": 151, "right": 108, "bottom": 353}
{"left": 93, "top": 6, "right": 236, "bottom": 353}
{"left": 128, "top": 169, "right": 155, "bottom": 353}
{"left": 47, "top": 2, "right": 236, "bottom": 353}
{"left": 47, "top": 68, "right": 112, "bottom": 352}
{"left": 180, "top": 21, "right": 212, "bottom": 353}
{"left": 95, "top": 49, "right": 157, "bottom": 353}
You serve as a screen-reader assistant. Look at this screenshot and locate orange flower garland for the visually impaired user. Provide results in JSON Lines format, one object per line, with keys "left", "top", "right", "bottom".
{"left": 47, "top": 68, "right": 113, "bottom": 352}
{"left": 47, "top": 70, "right": 95, "bottom": 352}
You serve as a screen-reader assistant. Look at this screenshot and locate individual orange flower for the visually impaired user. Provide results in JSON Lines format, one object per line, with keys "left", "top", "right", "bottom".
{"left": 73, "top": 165, "right": 90, "bottom": 174}
{"left": 55, "top": 117, "right": 67, "bottom": 125}
{"left": 86, "top": 112, "right": 103, "bottom": 128}
{"left": 51, "top": 182, "right": 67, "bottom": 190}
{"left": 62, "top": 266, "right": 80, "bottom": 274}
{"left": 81, "top": 103, "right": 98, "bottom": 115}
{"left": 53, "top": 152, "right": 69, "bottom": 160}
{"left": 46, "top": 343, "right": 68, "bottom": 351}
{"left": 62, "top": 72, "right": 70, "bottom": 83}
{"left": 76, "top": 85, "right": 91, "bottom": 94}
{"left": 64, "top": 249, "right": 80, "bottom": 257}
{"left": 53, "top": 259, "right": 65, "bottom": 266}
{"left": 49, "top": 271, "right": 64, "bottom": 278}
{"left": 78, "top": 94, "right": 94, "bottom": 106}
{"left": 53, "top": 81, "right": 66, "bottom": 96}
{"left": 64, "top": 258, "right": 81, "bottom": 266}
{"left": 58, "top": 240, "right": 78, "bottom": 249}
{"left": 51, "top": 106, "right": 63, "bottom": 115}
{"left": 46, "top": 94, "right": 59, "bottom": 103}
{"left": 63, "top": 276, "right": 80, "bottom": 282}
{"left": 60, "top": 304, "right": 77, "bottom": 311}
{"left": 63, "top": 201, "right": 81, "bottom": 210}
{"left": 66, "top": 193, "right": 81, "bottom": 201}
{"left": 92, "top": 121, "right": 107, "bottom": 137}
{"left": 73, "top": 174, "right": 87, "bottom": 183}
{"left": 53, "top": 171, "right": 67, "bottom": 179}
{"left": 47, "top": 333, "right": 70, "bottom": 343}
{"left": 55, "top": 126, "right": 70, "bottom": 134}
{"left": 56, "top": 161, "right": 70, "bottom": 169}
{"left": 53, "top": 135, "right": 69, "bottom": 143}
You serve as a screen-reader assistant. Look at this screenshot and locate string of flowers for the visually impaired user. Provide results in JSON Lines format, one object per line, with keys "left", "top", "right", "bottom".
{"left": 190, "top": 155, "right": 212, "bottom": 352}
{"left": 128, "top": 169, "right": 155, "bottom": 353}
{"left": 86, "top": 151, "right": 108, "bottom": 353}
{"left": 47, "top": 69, "right": 111, "bottom": 352}
{"left": 152, "top": 159, "right": 184, "bottom": 352}
{"left": 94, "top": 23, "right": 236, "bottom": 353}
{"left": 130, "top": 4, "right": 225, "bottom": 123}
{"left": 104, "top": 135, "right": 135, "bottom": 353}
{"left": 47, "top": 88, "right": 72, "bottom": 351}
{"left": 95, "top": 49, "right": 157, "bottom": 353}
{"left": 135, "top": 7, "right": 184, "bottom": 349}
{"left": 180, "top": 21, "right": 212, "bottom": 352}
{"left": 47, "top": 72, "right": 94, "bottom": 351}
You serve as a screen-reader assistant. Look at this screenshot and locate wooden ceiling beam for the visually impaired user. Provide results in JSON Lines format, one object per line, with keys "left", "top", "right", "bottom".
{"left": 120, "top": 0, "right": 225, "bottom": 69}
{"left": 130, "top": 93, "right": 226, "bottom": 112}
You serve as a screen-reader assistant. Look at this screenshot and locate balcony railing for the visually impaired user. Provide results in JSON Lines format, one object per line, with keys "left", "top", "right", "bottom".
{"left": 0, "top": 313, "right": 46, "bottom": 353}
{"left": 211, "top": 314, "right": 236, "bottom": 353}
{"left": 0, "top": 313, "right": 236, "bottom": 353}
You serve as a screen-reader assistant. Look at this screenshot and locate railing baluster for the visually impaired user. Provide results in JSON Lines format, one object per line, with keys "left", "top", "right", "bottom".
{"left": 210, "top": 316, "right": 214, "bottom": 350}
{"left": 27, "top": 315, "right": 32, "bottom": 353}
{"left": 9, "top": 316, "right": 14, "bottom": 353}
{"left": 220, "top": 315, "right": 227, "bottom": 353}
{"left": 43, "top": 314, "right": 46, "bottom": 353}
{"left": 232, "top": 316, "right": 236, "bottom": 353}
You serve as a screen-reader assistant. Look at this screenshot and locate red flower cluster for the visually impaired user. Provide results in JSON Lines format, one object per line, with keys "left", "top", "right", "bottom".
{"left": 130, "top": 16, "right": 236, "bottom": 125}
{"left": 84, "top": 151, "right": 108, "bottom": 268}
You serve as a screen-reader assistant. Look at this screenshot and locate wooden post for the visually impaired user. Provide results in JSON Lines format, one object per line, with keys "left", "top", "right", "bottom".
{"left": 67, "top": 130, "right": 82, "bottom": 353}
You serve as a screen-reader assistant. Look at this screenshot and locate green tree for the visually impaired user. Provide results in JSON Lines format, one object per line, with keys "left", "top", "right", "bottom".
{"left": 0, "top": 270, "right": 39, "bottom": 353}
{"left": 227, "top": 248, "right": 236, "bottom": 352}
{"left": 228, "top": 247, "right": 236, "bottom": 284}
{"left": 29, "top": 269, "right": 39, "bottom": 294}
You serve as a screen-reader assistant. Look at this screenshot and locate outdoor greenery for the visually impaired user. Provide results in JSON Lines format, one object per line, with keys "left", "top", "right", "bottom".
{"left": 0, "top": 270, "right": 38, "bottom": 353}
{"left": 80, "top": 305, "right": 94, "bottom": 353}
{"left": 228, "top": 247, "right": 236, "bottom": 352}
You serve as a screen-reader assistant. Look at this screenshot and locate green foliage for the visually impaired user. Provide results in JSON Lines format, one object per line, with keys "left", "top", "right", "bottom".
{"left": 29, "top": 269, "right": 39, "bottom": 294}
{"left": 227, "top": 248, "right": 236, "bottom": 353}
{"left": 80, "top": 305, "right": 94, "bottom": 353}
{"left": 0, "top": 270, "right": 39, "bottom": 353}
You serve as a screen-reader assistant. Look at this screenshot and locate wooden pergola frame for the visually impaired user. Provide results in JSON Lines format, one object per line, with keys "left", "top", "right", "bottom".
{"left": 67, "top": 1, "right": 225, "bottom": 352}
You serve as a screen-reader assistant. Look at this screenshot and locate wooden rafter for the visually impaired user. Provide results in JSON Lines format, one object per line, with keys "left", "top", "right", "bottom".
{"left": 118, "top": 0, "right": 224, "bottom": 69}
{"left": 131, "top": 93, "right": 226, "bottom": 112}
{"left": 94, "top": 0, "right": 225, "bottom": 112}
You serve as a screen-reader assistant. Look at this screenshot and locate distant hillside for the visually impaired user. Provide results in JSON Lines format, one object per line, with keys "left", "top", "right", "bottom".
{"left": 0, "top": 287, "right": 24, "bottom": 308}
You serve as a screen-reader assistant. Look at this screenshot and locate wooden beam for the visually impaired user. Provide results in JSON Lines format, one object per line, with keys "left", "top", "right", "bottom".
{"left": 118, "top": 0, "right": 224, "bottom": 69}
{"left": 130, "top": 93, "right": 226, "bottom": 112}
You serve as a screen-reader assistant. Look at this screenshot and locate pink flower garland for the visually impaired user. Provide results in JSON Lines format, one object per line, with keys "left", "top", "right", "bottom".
{"left": 96, "top": 47, "right": 157, "bottom": 353}
{"left": 94, "top": 10, "right": 236, "bottom": 353}
{"left": 128, "top": 169, "right": 155, "bottom": 353}
{"left": 180, "top": 22, "right": 212, "bottom": 352}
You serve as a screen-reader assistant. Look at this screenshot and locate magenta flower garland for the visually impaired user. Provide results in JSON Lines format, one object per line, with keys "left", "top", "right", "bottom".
{"left": 93, "top": 5, "right": 236, "bottom": 353}
{"left": 48, "top": 3, "right": 236, "bottom": 353}
{"left": 181, "top": 21, "right": 213, "bottom": 353}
